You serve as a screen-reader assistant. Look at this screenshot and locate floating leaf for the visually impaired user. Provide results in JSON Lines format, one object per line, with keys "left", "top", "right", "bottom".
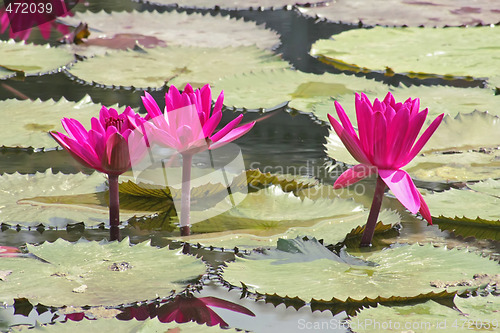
{"left": 0, "top": 96, "right": 118, "bottom": 150}
{"left": 422, "top": 179, "right": 500, "bottom": 225}
{"left": 67, "top": 46, "right": 289, "bottom": 90}
{"left": 119, "top": 169, "right": 318, "bottom": 199}
{"left": 60, "top": 10, "right": 279, "bottom": 53}
{"left": 325, "top": 111, "right": 500, "bottom": 182}
{"left": 311, "top": 26, "right": 500, "bottom": 81}
{"left": 0, "top": 40, "right": 74, "bottom": 80}
{"left": 349, "top": 294, "right": 500, "bottom": 332}
{"left": 212, "top": 68, "right": 387, "bottom": 112}
{"left": 222, "top": 244, "right": 500, "bottom": 302}
{"left": 177, "top": 188, "right": 400, "bottom": 250}
{"left": 0, "top": 170, "right": 145, "bottom": 228}
{"left": 0, "top": 238, "right": 205, "bottom": 307}
{"left": 11, "top": 318, "right": 240, "bottom": 332}
{"left": 299, "top": 0, "right": 500, "bottom": 26}
{"left": 137, "top": 0, "right": 329, "bottom": 10}
{"left": 317, "top": 84, "right": 500, "bottom": 124}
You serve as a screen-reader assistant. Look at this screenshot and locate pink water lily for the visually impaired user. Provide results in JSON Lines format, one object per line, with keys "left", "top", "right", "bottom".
{"left": 50, "top": 106, "right": 149, "bottom": 240}
{"left": 328, "top": 92, "right": 443, "bottom": 246}
{"left": 141, "top": 84, "right": 255, "bottom": 237}
{"left": 141, "top": 84, "right": 255, "bottom": 154}
{"left": 50, "top": 106, "right": 147, "bottom": 176}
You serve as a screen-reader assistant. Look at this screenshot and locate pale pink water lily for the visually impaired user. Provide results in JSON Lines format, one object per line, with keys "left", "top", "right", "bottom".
{"left": 50, "top": 106, "right": 149, "bottom": 240}
{"left": 328, "top": 92, "right": 443, "bottom": 245}
{"left": 141, "top": 84, "right": 255, "bottom": 154}
{"left": 141, "top": 84, "right": 256, "bottom": 237}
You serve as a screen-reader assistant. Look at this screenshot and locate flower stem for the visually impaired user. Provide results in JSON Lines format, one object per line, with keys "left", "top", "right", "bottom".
{"left": 108, "top": 174, "right": 120, "bottom": 241}
{"left": 360, "top": 175, "right": 386, "bottom": 247}
{"left": 180, "top": 153, "right": 193, "bottom": 237}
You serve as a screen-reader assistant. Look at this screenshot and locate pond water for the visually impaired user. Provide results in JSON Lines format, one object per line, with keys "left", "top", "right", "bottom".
{"left": 1, "top": 1, "right": 499, "bottom": 332}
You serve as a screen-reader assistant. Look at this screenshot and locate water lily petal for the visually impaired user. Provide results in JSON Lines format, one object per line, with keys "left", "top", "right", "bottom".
{"left": 90, "top": 117, "right": 105, "bottom": 135}
{"left": 210, "top": 114, "right": 243, "bottom": 143}
{"left": 202, "top": 110, "right": 222, "bottom": 138}
{"left": 209, "top": 121, "right": 255, "bottom": 150}
{"left": 334, "top": 100, "right": 358, "bottom": 140}
{"left": 333, "top": 164, "right": 376, "bottom": 189}
{"left": 141, "top": 92, "right": 162, "bottom": 118}
{"left": 200, "top": 297, "right": 255, "bottom": 317}
{"left": 61, "top": 117, "right": 89, "bottom": 142}
{"left": 372, "top": 111, "right": 388, "bottom": 167}
{"left": 51, "top": 132, "right": 100, "bottom": 171}
{"left": 213, "top": 90, "right": 224, "bottom": 115}
{"left": 418, "top": 191, "right": 432, "bottom": 224}
{"left": 403, "top": 113, "right": 445, "bottom": 166}
{"left": 328, "top": 114, "right": 372, "bottom": 165}
{"left": 379, "top": 169, "right": 420, "bottom": 214}
{"left": 105, "top": 132, "right": 130, "bottom": 174}
{"left": 355, "top": 93, "right": 374, "bottom": 157}
{"left": 394, "top": 108, "right": 428, "bottom": 168}
{"left": 386, "top": 105, "right": 409, "bottom": 165}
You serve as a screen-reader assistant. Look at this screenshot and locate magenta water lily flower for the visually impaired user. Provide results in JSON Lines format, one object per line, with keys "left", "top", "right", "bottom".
{"left": 50, "top": 106, "right": 149, "bottom": 240}
{"left": 141, "top": 84, "right": 255, "bottom": 154}
{"left": 328, "top": 92, "right": 443, "bottom": 246}
{"left": 141, "top": 84, "right": 255, "bottom": 237}
{"left": 50, "top": 106, "right": 147, "bottom": 175}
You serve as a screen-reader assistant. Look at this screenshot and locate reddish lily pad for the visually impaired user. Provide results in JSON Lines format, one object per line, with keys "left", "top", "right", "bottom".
{"left": 60, "top": 10, "right": 280, "bottom": 54}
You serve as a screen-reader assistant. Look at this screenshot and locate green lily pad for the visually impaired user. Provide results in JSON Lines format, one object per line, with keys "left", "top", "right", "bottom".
{"left": 317, "top": 84, "right": 500, "bottom": 124}
{"left": 422, "top": 179, "right": 500, "bottom": 225}
{"left": 178, "top": 185, "right": 399, "bottom": 250}
{"left": 0, "top": 170, "right": 145, "bottom": 228}
{"left": 137, "top": 0, "right": 328, "bottom": 10}
{"left": 119, "top": 168, "right": 318, "bottom": 199}
{"left": 222, "top": 243, "right": 500, "bottom": 302}
{"left": 311, "top": 26, "right": 500, "bottom": 81}
{"left": 0, "top": 95, "right": 119, "bottom": 150}
{"left": 299, "top": 0, "right": 500, "bottom": 27}
{"left": 0, "top": 238, "right": 205, "bottom": 307}
{"left": 0, "top": 40, "right": 74, "bottom": 80}
{"left": 349, "top": 294, "right": 500, "bottom": 332}
{"left": 67, "top": 46, "right": 289, "bottom": 90}
{"left": 325, "top": 111, "right": 500, "bottom": 182}
{"left": 60, "top": 10, "right": 279, "bottom": 56}
{"left": 212, "top": 68, "right": 388, "bottom": 112}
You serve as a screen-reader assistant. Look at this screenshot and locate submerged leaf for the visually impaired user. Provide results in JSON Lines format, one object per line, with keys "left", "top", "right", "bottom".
{"left": 0, "top": 170, "right": 144, "bottom": 228}
{"left": 0, "top": 238, "right": 206, "bottom": 307}
{"left": 67, "top": 46, "right": 289, "bottom": 90}
{"left": 311, "top": 26, "right": 500, "bottom": 81}
{"left": 222, "top": 244, "right": 500, "bottom": 302}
